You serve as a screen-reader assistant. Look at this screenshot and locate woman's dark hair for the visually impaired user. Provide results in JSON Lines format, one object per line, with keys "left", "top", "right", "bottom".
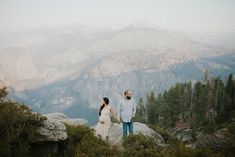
{"left": 99, "top": 97, "right": 109, "bottom": 116}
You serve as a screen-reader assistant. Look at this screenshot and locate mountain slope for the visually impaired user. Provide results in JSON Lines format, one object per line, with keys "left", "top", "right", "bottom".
{"left": 13, "top": 53, "right": 235, "bottom": 125}
{"left": 0, "top": 22, "right": 234, "bottom": 124}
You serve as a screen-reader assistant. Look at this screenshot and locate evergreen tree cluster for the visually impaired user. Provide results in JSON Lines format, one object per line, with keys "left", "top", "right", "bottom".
{"left": 135, "top": 73, "right": 235, "bottom": 129}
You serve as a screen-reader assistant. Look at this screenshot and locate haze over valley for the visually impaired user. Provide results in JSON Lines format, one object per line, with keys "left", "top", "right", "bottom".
{"left": 1, "top": 0, "right": 235, "bottom": 124}
{"left": 0, "top": 20, "right": 234, "bottom": 124}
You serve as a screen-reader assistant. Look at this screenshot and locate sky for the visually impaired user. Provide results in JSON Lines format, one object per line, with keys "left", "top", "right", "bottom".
{"left": 0, "top": 0, "right": 235, "bottom": 33}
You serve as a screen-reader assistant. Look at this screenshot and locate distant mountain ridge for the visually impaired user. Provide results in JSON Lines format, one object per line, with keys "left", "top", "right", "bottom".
{"left": 0, "top": 21, "right": 234, "bottom": 124}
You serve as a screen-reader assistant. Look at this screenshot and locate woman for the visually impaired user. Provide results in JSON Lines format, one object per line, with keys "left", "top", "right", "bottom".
{"left": 95, "top": 97, "right": 118, "bottom": 141}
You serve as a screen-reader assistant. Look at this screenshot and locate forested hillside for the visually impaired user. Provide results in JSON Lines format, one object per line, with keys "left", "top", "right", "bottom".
{"left": 136, "top": 73, "right": 235, "bottom": 130}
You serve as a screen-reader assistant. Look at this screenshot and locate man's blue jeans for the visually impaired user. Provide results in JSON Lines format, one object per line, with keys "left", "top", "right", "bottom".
{"left": 122, "top": 121, "right": 133, "bottom": 138}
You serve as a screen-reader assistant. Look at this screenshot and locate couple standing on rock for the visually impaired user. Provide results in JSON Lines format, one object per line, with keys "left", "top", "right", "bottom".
{"left": 95, "top": 89, "right": 137, "bottom": 141}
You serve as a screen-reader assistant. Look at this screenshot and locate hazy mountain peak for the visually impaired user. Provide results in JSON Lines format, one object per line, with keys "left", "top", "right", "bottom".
{"left": 126, "top": 19, "right": 161, "bottom": 30}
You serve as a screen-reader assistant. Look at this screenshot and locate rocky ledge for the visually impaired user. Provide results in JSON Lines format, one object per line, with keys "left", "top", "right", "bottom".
{"left": 31, "top": 112, "right": 87, "bottom": 143}
{"left": 97, "top": 122, "right": 165, "bottom": 147}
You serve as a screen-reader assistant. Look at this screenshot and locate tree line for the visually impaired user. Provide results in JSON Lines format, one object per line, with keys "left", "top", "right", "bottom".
{"left": 135, "top": 73, "right": 235, "bottom": 131}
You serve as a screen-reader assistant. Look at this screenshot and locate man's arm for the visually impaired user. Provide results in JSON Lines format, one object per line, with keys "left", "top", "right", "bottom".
{"left": 117, "top": 101, "right": 121, "bottom": 121}
{"left": 132, "top": 99, "right": 137, "bottom": 118}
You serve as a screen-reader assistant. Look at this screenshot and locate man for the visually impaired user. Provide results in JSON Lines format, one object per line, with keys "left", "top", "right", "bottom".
{"left": 117, "top": 89, "right": 137, "bottom": 138}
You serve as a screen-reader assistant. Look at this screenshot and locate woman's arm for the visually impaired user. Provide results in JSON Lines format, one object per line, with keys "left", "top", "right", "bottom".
{"left": 110, "top": 106, "right": 120, "bottom": 122}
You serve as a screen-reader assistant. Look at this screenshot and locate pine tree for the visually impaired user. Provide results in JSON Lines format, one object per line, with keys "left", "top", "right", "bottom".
{"left": 135, "top": 98, "right": 146, "bottom": 123}
{"left": 180, "top": 82, "right": 192, "bottom": 121}
{"left": 161, "top": 84, "right": 181, "bottom": 127}
{"left": 226, "top": 74, "right": 234, "bottom": 98}
{"left": 226, "top": 74, "right": 235, "bottom": 112}
{"left": 146, "top": 91, "right": 158, "bottom": 125}
{"left": 192, "top": 81, "right": 207, "bottom": 126}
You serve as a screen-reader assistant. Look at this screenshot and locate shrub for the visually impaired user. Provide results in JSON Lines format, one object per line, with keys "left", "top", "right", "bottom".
{"left": 220, "top": 122, "right": 235, "bottom": 157}
{"left": 122, "top": 133, "right": 162, "bottom": 157}
{"left": 0, "top": 87, "right": 45, "bottom": 157}
{"left": 65, "top": 124, "right": 120, "bottom": 157}
{"left": 161, "top": 144, "right": 223, "bottom": 157}
{"left": 122, "top": 133, "right": 223, "bottom": 157}
{"left": 148, "top": 125, "right": 179, "bottom": 144}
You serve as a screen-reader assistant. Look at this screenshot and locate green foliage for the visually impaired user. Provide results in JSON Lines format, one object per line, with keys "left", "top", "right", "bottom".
{"left": 122, "top": 134, "right": 221, "bottom": 157}
{"left": 135, "top": 98, "right": 146, "bottom": 123}
{"left": 123, "top": 133, "right": 158, "bottom": 150}
{"left": 138, "top": 73, "right": 235, "bottom": 157}
{"left": 192, "top": 81, "right": 207, "bottom": 126}
{"left": 0, "top": 86, "right": 8, "bottom": 101}
{"left": 143, "top": 73, "right": 235, "bottom": 131}
{"left": 65, "top": 124, "right": 120, "bottom": 157}
{"left": 162, "top": 84, "right": 182, "bottom": 127}
{"left": 220, "top": 122, "right": 235, "bottom": 157}
{"left": 64, "top": 124, "right": 228, "bottom": 157}
{"left": 122, "top": 133, "right": 162, "bottom": 157}
{"left": 148, "top": 125, "right": 179, "bottom": 144}
{"left": 146, "top": 91, "right": 158, "bottom": 125}
{"left": 64, "top": 125, "right": 227, "bottom": 157}
{"left": 65, "top": 126, "right": 226, "bottom": 157}
{"left": 161, "top": 144, "right": 223, "bottom": 157}
{"left": 0, "top": 87, "right": 45, "bottom": 157}
{"left": 201, "top": 120, "right": 218, "bottom": 134}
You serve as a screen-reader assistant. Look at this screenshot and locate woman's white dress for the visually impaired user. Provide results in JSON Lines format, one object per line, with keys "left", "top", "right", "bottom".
{"left": 95, "top": 105, "right": 112, "bottom": 140}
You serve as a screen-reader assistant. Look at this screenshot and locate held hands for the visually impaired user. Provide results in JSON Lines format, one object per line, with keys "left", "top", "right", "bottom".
{"left": 117, "top": 118, "right": 122, "bottom": 124}
{"left": 131, "top": 117, "right": 135, "bottom": 122}
{"left": 116, "top": 117, "right": 135, "bottom": 124}
{"left": 99, "top": 121, "right": 105, "bottom": 124}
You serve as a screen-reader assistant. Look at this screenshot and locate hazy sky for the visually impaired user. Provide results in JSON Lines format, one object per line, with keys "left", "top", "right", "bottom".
{"left": 0, "top": 0, "right": 235, "bottom": 33}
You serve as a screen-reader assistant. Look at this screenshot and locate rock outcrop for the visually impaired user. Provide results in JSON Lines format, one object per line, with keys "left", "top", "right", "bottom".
{"left": 31, "top": 117, "right": 68, "bottom": 143}
{"left": 44, "top": 112, "right": 88, "bottom": 126}
{"left": 31, "top": 112, "right": 87, "bottom": 143}
{"left": 106, "top": 122, "right": 165, "bottom": 146}
{"left": 174, "top": 127, "right": 227, "bottom": 150}
{"left": 32, "top": 114, "right": 165, "bottom": 151}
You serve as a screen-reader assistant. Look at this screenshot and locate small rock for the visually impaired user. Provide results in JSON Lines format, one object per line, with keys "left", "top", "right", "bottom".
{"left": 176, "top": 128, "right": 193, "bottom": 143}
{"left": 195, "top": 132, "right": 225, "bottom": 150}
